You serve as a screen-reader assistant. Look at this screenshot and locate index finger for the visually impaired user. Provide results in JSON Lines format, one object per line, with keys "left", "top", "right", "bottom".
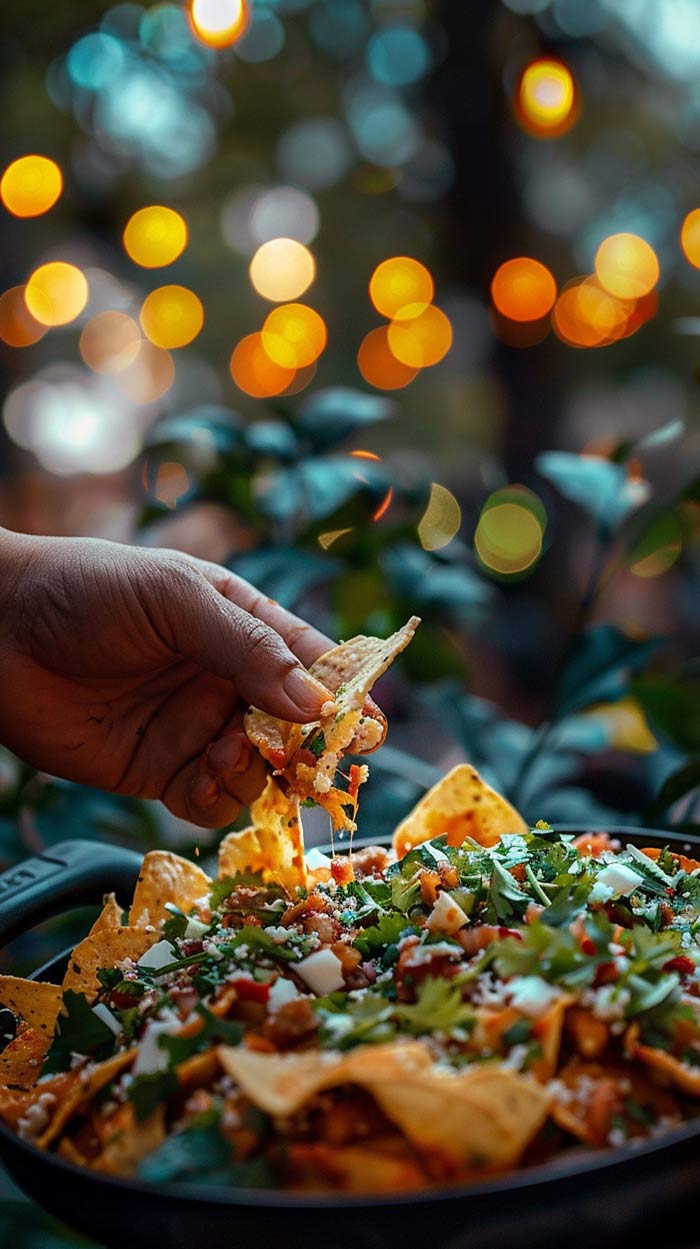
{"left": 187, "top": 557, "right": 334, "bottom": 668}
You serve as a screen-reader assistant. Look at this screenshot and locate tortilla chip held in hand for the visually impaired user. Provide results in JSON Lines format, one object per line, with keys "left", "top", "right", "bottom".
{"left": 245, "top": 617, "right": 420, "bottom": 832}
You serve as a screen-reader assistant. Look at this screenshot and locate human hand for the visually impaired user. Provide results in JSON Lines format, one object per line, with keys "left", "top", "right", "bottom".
{"left": 0, "top": 529, "right": 335, "bottom": 828}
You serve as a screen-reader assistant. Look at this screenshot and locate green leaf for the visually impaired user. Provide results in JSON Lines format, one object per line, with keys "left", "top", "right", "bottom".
{"left": 394, "top": 977, "right": 475, "bottom": 1037}
{"left": 42, "top": 990, "right": 115, "bottom": 1073}
{"left": 554, "top": 625, "right": 660, "bottom": 719}
{"left": 296, "top": 387, "right": 394, "bottom": 450}
{"left": 128, "top": 1070, "right": 178, "bottom": 1121}
{"left": 536, "top": 450, "right": 645, "bottom": 533}
{"left": 634, "top": 668, "right": 700, "bottom": 752}
{"left": 649, "top": 758, "right": 700, "bottom": 818}
{"left": 354, "top": 913, "right": 416, "bottom": 956}
{"left": 485, "top": 860, "right": 529, "bottom": 923}
{"left": 159, "top": 1004, "right": 244, "bottom": 1066}
{"left": 138, "top": 1120, "right": 275, "bottom": 1187}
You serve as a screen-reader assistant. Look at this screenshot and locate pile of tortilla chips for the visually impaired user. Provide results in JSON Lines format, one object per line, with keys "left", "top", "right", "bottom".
{"left": 3, "top": 629, "right": 700, "bottom": 1195}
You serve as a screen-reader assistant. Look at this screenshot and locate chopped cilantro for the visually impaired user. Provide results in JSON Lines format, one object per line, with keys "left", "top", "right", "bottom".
{"left": 354, "top": 913, "right": 417, "bottom": 956}
{"left": 308, "top": 732, "right": 326, "bottom": 759}
{"left": 128, "top": 1070, "right": 179, "bottom": 1121}
{"left": 42, "top": 990, "right": 116, "bottom": 1074}
{"left": 158, "top": 1004, "right": 244, "bottom": 1066}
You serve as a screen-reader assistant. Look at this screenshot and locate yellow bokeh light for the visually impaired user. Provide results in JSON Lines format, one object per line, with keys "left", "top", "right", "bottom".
{"left": 116, "top": 341, "right": 175, "bottom": 404}
{"left": 417, "top": 482, "right": 462, "bottom": 551}
{"left": 140, "top": 285, "right": 203, "bottom": 348}
{"left": 25, "top": 262, "right": 88, "bottom": 327}
{"left": 262, "top": 303, "right": 327, "bottom": 368}
{"left": 475, "top": 502, "right": 543, "bottom": 576}
{"left": 491, "top": 257, "right": 557, "bottom": 322}
{"left": 0, "top": 285, "right": 47, "bottom": 347}
{"left": 516, "top": 59, "right": 578, "bottom": 138}
{"left": 249, "top": 238, "right": 315, "bottom": 302}
{"left": 1, "top": 155, "right": 63, "bottom": 218}
{"left": 369, "top": 256, "right": 434, "bottom": 319}
{"left": 681, "top": 209, "right": 700, "bottom": 268}
{"left": 190, "top": 0, "right": 248, "bottom": 48}
{"left": 230, "top": 332, "right": 297, "bottom": 397}
{"left": 552, "top": 277, "right": 632, "bottom": 349}
{"left": 123, "top": 206, "right": 188, "bottom": 268}
{"left": 594, "top": 233, "right": 659, "bottom": 300}
{"left": 387, "top": 304, "right": 452, "bottom": 368}
{"left": 79, "top": 311, "right": 142, "bottom": 374}
{"left": 357, "top": 326, "right": 418, "bottom": 390}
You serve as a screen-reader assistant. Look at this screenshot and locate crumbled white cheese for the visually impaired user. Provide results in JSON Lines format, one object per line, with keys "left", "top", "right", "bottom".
{"left": 591, "top": 863, "right": 643, "bottom": 901}
{"left": 580, "top": 984, "right": 630, "bottom": 1022}
{"left": 264, "top": 925, "right": 292, "bottom": 945}
{"left": 426, "top": 890, "right": 469, "bottom": 935}
{"left": 305, "top": 848, "right": 333, "bottom": 871}
{"left": 17, "top": 1092, "right": 56, "bottom": 1142}
{"left": 137, "top": 940, "right": 176, "bottom": 971}
{"left": 313, "top": 774, "right": 332, "bottom": 795}
{"left": 132, "top": 1011, "right": 181, "bottom": 1076}
{"left": 92, "top": 1002, "right": 122, "bottom": 1037}
{"left": 295, "top": 948, "right": 345, "bottom": 994}
{"left": 507, "top": 976, "right": 560, "bottom": 1019}
{"left": 184, "top": 916, "right": 209, "bottom": 940}
{"left": 267, "top": 977, "right": 302, "bottom": 1013}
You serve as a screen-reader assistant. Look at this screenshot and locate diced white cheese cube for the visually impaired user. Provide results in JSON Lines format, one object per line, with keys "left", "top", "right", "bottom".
{"left": 426, "top": 890, "right": 469, "bottom": 935}
{"left": 132, "top": 1011, "right": 181, "bottom": 1076}
{"left": 507, "top": 976, "right": 560, "bottom": 1019}
{"left": 136, "top": 939, "right": 176, "bottom": 971}
{"left": 92, "top": 1003, "right": 122, "bottom": 1037}
{"left": 593, "top": 863, "right": 643, "bottom": 899}
{"left": 184, "top": 917, "right": 209, "bottom": 940}
{"left": 305, "top": 848, "right": 333, "bottom": 871}
{"left": 295, "top": 948, "right": 345, "bottom": 995}
{"left": 268, "top": 977, "right": 302, "bottom": 1013}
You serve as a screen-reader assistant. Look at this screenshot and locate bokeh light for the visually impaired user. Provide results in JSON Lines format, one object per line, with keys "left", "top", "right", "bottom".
{"left": 0, "top": 286, "right": 48, "bottom": 347}
{"left": 277, "top": 117, "right": 353, "bottom": 191}
{"left": 552, "top": 277, "right": 632, "bottom": 348}
{"left": 516, "top": 59, "right": 578, "bottom": 138}
{"left": 25, "top": 262, "right": 88, "bottom": 326}
{"left": 491, "top": 257, "right": 557, "bottom": 322}
{"left": 388, "top": 305, "right": 452, "bottom": 368}
{"left": 369, "top": 256, "right": 433, "bottom": 319}
{"left": 140, "top": 284, "right": 203, "bottom": 348}
{"left": 249, "top": 237, "right": 315, "bottom": 302}
{"left": 261, "top": 303, "right": 327, "bottom": 368}
{"left": 680, "top": 208, "right": 700, "bottom": 268}
{"left": 152, "top": 461, "right": 191, "bottom": 508}
{"left": 115, "top": 341, "right": 175, "bottom": 404}
{"left": 250, "top": 186, "right": 319, "bottom": 246}
{"left": 230, "top": 331, "right": 296, "bottom": 397}
{"left": 417, "top": 483, "right": 462, "bottom": 551}
{"left": 475, "top": 501, "right": 544, "bottom": 576}
{"left": 1, "top": 155, "right": 63, "bottom": 218}
{"left": 366, "top": 27, "right": 431, "bottom": 87}
{"left": 318, "top": 528, "right": 353, "bottom": 550}
{"left": 594, "top": 233, "right": 659, "bottom": 300}
{"left": 357, "top": 326, "right": 418, "bottom": 390}
{"left": 629, "top": 514, "right": 683, "bottom": 578}
{"left": 123, "top": 205, "right": 188, "bottom": 268}
{"left": 190, "top": 0, "right": 248, "bottom": 49}
{"left": 79, "top": 311, "right": 142, "bottom": 374}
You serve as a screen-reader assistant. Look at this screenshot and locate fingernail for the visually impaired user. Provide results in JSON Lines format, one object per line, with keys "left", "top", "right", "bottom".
{"left": 282, "top": 666, "right": 332, "bottom": 715}
{"left": 206, "top": 732, "right": 250, "bottom": 779}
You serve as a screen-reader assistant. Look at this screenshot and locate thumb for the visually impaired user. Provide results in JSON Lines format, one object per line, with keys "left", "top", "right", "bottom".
{"left": 155, "top": 564, "right": 332, "bottom": 721}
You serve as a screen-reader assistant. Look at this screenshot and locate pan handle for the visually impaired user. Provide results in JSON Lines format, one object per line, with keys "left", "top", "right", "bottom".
{"left": 0, "top": 839, "right": 143, "bottom": 948}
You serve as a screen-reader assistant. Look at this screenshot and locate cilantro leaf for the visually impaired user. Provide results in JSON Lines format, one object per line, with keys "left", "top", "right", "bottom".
{"left": 395, "top": 977, "right": 474, "bottom": 1037}
{"left": 138, "top": 1122, "right": 275, "bottom": 1187}
{"left": 128, "top": 1070, "right": 178, "bottom": 1121}
{"left": 354, "top": 913, "right": 417, "bottom": 956}
{"left": 42, "top": 990, "right": 116, "bottom": 1074}
{"left": 485, "top": 860, "right": 530, "bottom": 923}
{"left": 159, "top": 1004, "right": 244, "bottom": 1066}
{"left": 308, "top": 732, "right": 326, "bottom": 759}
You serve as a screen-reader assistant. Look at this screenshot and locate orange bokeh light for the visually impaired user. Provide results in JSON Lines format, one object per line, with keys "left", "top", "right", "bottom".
{"left": 357, "top": 326, "right": 419, "bottom": 390}
{"left": 80, "top": 311, "right": 142, "bottom": 374}
{"left": 515, "top": 59, "right": 578, "bottom": 138}
{"left": 681, "top": 209, "right": 700, "bottom": 268}
{"left": 552, "top": 277, "right": 632, "bottom": 348}
{"left": 369, "top": 256, "right": 434, "bottom": 319}
{"left": 116, "top": 341, "right": 175, "bottom": 404}
{"left": 230, "top": 332, "right": 297, "bottom": 397}
{"left": 594, "top": 233, "right": 659, "bottom": 300}
{"left": 387, "top": 304, "right": 452, "bottom": 368}
{"left": 1, "top": 155, "right": 63, "bottom": 218}
{"left": 491, "top": 257, "right": 557, "bottom": 323}
{"left": 0, "top": 285, "right": 47, "bottom": 347}
{"left": 25, "top": 262, "right": 88, "bottom": 327}
{"left": 190, "top": 0, "right": 249, "bottom": 47}
{"left": 261, "top": 303, "right": 327, "bottom": 369}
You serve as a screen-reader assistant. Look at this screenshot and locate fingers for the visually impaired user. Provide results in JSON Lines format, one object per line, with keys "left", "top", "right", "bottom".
{"left": 161, "top": 724, "right": 268, "bottom": 829}
{"left": 152, "top": 563, "right": 332, "bottom": 721}
{"left": 185, "top": 556, "right": 334, "bottom": 668}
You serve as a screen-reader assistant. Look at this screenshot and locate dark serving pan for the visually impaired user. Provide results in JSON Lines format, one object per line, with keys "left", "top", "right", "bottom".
{"left": 2, "top": 828, "right": 700, "bottom": 1249}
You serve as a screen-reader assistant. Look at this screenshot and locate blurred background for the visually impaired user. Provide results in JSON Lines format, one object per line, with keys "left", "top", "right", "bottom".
{"left": 4, "top": 0, "right": 700, "bottom": 1241}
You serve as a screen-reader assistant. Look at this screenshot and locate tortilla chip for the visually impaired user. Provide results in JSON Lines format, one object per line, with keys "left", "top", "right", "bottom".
{"left": 63, "top": 927, "right": 159, "bottom": 999}
{"left": 245, "top": 617, "right": 420, "bottom": 833}
{"left": 89, "top": 893, "right": 124, "bottom": 935}
{"left": 625, "top": 1023, "right": 700, "bottom": 1098}
{"left": 392, "top": 763, "right": 527, "bottom": 859}
{"left": 130, "top": 850, "right": 211, "bottom": 927}
{"left": 219, "top": 777, "right": 306, "bottom": 893}
{"left": 0, "top": 1028, "right": 51, "bottom": 1088}
{"left": 0, "top": 976, "right": 62, "bottom": 1039}
{"left": 93, "top": 1104, "right": 166, "bottom": 1176}
{"left": 218, "top": 1040, "right": 549, "bottom": 1171}
{"left": 37, "top": 1049, "right": 136, "bottom": 1148}
{"left": 550, "top": 1057, "right": 681, "bottom": 1145}
{"left": 288, "top": 1140, "right": 427, "bottom": 1193}
{"left": 641, "top": 846, "right": 700, "bottom": 874}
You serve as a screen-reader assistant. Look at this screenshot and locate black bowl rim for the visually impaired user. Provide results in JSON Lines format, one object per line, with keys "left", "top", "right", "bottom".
{"left": 3, "top": 822, "right": 700, "bottom": 1211}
